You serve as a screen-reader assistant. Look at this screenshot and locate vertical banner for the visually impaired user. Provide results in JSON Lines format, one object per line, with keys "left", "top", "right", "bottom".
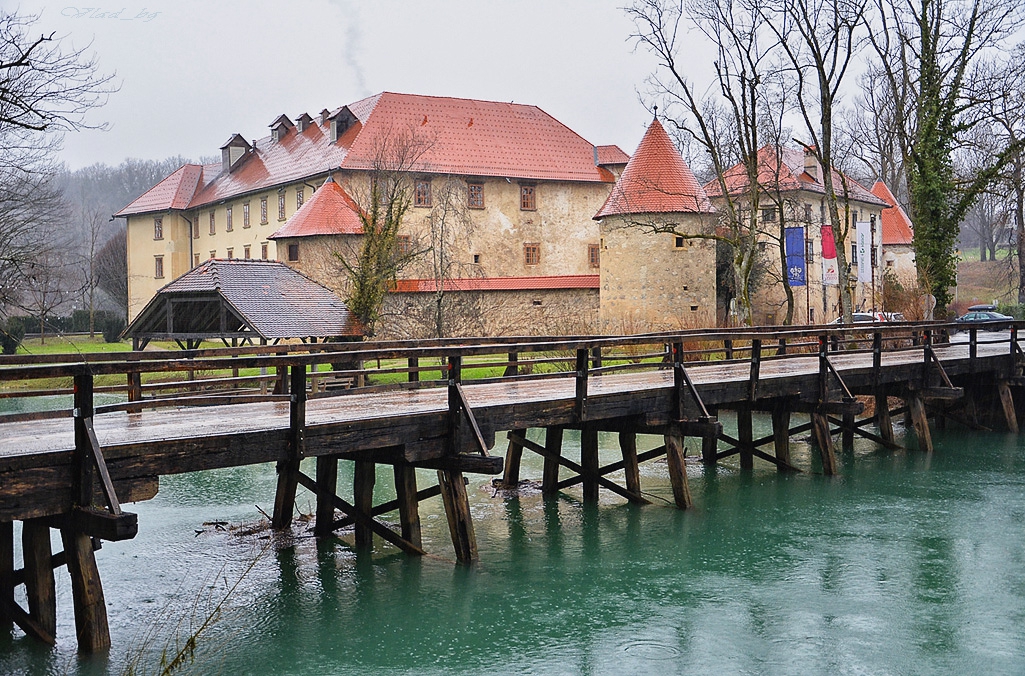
{"left": 856, "top": 221, "right": 872, "bottom": 283}
{"left": 785, "top": 226, "right": 806, "bottom": 286}
{"left": 820, "top": 225, "right": 838, "bottom": 285}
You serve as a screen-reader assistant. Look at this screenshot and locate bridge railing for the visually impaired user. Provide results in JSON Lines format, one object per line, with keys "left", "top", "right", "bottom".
{"left": 0, "top": 320, "right": 1020, "bottom": 424}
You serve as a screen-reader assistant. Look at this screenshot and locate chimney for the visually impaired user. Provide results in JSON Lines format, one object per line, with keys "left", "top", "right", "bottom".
{"left": 804, "top": 147, "right": 819, "bottom": 182}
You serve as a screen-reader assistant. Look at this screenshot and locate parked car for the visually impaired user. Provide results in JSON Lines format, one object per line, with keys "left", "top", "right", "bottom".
{"left": 954, "top": 310, "right": 1013, "bottom": 331}
{"left": 830, "top": 312, "right": 883, "bottom": 324}
{"left": 968, "top": 304, "right": 998, "bottom": 312}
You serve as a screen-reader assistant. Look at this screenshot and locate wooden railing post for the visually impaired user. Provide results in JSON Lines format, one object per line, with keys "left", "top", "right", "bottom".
{"left": 272, "top": 362, "right": 306, "bottom": 529}
{"left": 818, "top": 335, "right": 828, "bottom": 402}
{"left": 448, "top": 355, "right": 462, "bottom": 451}
{"left": 872, "top": 332, "right": 882, "bottom": 386}
{"left": 408, "top": 357, "right": 419, "bottom": 383}
{"left": 575, "top": 348, "right": 588, "bottom": 421}
{"left": 749, "top": 339, "right": 761, "bottom": 401}
{"left": 503, "top": 352, "right": 518, "bottom": 377}
{"left": 724, "top": 339, "right": 734, "bottom": 360}
{"left": 73, "top": 372, "right": 95, "bottom": 508}
{"left": 590, "top": 346, "right": 602, "bottom": 371}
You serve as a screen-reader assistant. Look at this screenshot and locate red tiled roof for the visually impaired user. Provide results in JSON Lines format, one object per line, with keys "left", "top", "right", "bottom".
{"left": 392, "top": 275, "right": 600, "bottom": 293}
{"left": 268, "top": 178, "right": 363, "bottom": 239}
{"left": 115, "top": 164, "right": 204, "bottom": 216}
{"left": 704, "top": 145, "right": 888, "bottom": 207}
{"left": 596, "top": 144, "right": 629, "bottom": 165}
{"left": 871, "top": 181, "right": 914, "bottom": 246}
{"left": 594, "top": 118, "right": 713, "bottom": 218}
{"left": 118, "top": 92, "right": 618, "bottom": 217}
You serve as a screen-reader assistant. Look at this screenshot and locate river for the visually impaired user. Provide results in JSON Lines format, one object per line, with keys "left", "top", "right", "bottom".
{"left": 2, "top": 418, "right": 1024, "bottom": 675}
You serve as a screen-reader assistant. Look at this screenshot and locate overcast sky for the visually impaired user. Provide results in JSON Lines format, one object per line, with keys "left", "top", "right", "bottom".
{"left": 16, "top": 0, "right": 708, "bottom": 170}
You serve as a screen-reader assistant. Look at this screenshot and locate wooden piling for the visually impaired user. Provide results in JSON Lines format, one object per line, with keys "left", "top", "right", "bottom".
{"left": 22, "top": 519, "right": 56, "bottom": 641}
{"left": 842, "top": 407, "right": 855, "bottom": 452}
{"left": 581, "top": 425, "right": 599, "bottom": 503}
{"left": 353, "top": 460, "right": 376, "bottom": 549}
{"left": 502, "top": 428, "right": 526, "bottom": 487}
{"left": 810, "top": 413, "right": 838, "bottom": 475}
{"left": 314, "top": 456, "right": 338, "bottom": 537}
{"left": 437, "top": 470, "right": 477, "bottom": 564}
{"left": 541, "top": 427, "right": 563, "bottom": 494}
{"left": 998, "top": 381, "right": 1018, "bottom": 433}
{"left": 1, "top": 520, "right": 12, "bottom": 629}
{"left": 619, "top": 431, "right": 641, "bottom": 497}
{"left": 875, "top": 392, "right": 894, "bottom": 443}
{"left": 272, "top": 364, "right": 305, "bottom": 529}
{"left": 771, "top": 406, "right": 791, "bottom": 469}
{"left": 908, "top": 395, "right": 933, "bottom": 453}
{"left": 61, "top": 528, "right": 110, "bottom": 653}
{"left": 737, "top": 407, "right": 753, "bottom": 470}
{"left": 393, "top": 464, "right": 422, "bottom": 548}
{"left": 664, "top": 424, "right": 693, "bottom": 509}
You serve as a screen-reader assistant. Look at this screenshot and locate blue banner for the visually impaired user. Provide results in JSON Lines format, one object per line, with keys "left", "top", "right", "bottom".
{"left": 785, "top": 227, "right": 806, "bottom": 287}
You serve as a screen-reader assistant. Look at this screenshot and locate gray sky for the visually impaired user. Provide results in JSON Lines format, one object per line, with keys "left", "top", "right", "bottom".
{"left": 17, "top": 0, "right": 703, "bottom": 170}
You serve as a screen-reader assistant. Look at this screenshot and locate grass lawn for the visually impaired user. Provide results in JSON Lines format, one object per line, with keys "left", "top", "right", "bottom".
{"left": 16, "top": 335, "right": 133, "bottom": 355}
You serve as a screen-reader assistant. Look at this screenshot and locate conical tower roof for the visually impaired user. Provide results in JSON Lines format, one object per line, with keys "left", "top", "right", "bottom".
{"left": 594, "top": 118, "right": 714, "bottom": 219}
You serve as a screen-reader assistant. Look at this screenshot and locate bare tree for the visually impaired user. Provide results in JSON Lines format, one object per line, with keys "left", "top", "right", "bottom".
{"left": 94, "top": 226, "right": 128, "bottom": 320}
{"left": 21, "top": 249, "right": 82, "bottom": 343}
{"left": 865, "top": 0, "right": 1025, "bottom": 312}
{"left": 761, "top": 0, "right": 866, "bottom": 323}
{"left": 627, "top": 0, "right": 782, "bottom": 324}
{"left": 335, "top": 126, "right": 433, "bottom": 336}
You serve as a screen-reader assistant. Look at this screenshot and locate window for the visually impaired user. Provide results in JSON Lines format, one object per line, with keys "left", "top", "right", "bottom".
{"left": 851, "top": 243, "right": 858, "bottom": 265}
{"left": 226, "top": 206, "right": 233, "bottom": 232}
{"left": 675, "top": 236, "right": 686, "bottom": 249}
{"left": 192, "top": 216, "right": 199, "bottom": 239}
{"left": 467, "top": 182, "right": 484, "bottom": 209}
{"left": 193, "top": 253, "right": 200, "bottom": 267}
{"left": 226, "top": 247, "right": 234, "bottom": 260}
{"left": 243, "top": 202, "right": 250, "bottom": 228}
{"left": 762, "top": 207, "right": 777, "bottom": 223}
{"left": 520, "top": 185, "right": 536, "bottom": 211}
{"left": 296, "top": 188, "right": 304, "bottom": 210}
{"left": 414, "top": 180, "right": 432, "bottom": 207}
{"left": 473, "top": 253, "right": 480, "bottom": 264}
{"left": 278, "top": 193, "right": 286, "bottom": 220}
{"left": 244, "top": 245, "right": 251, "bottom": 259}
{"left": 260, "top": 197, "right": 268, "bottom": 224}
{"left": 588, "top": 243, "right": 600, "bottom": 268}
{"left": 209, "top": 211, "right": 216, "bottom": 235}
{"left": 287, "top": 244, "right": 299, "bottom": 262}
{"left": 153, "top": 217, "right": 163, "bottom": 240}
{"left": 804, "top": 204, "right": 812, "bottom": 222}
{"left": 524, "top": 242, "right": 540, "bottom": 266}
{"left": 209, "top": 250, "right": 216, "bottom": 260}
{"left": 261, "top": 242, "right": 268, "bottom": 260}
{"left": 154, "top": 256, "right": 164, "bottom": 279}
{"left": 397, "top": 235, "right": 412, "bottom": 256}
{"left": 806, "top": 239, "right": 814, "bottom": 265}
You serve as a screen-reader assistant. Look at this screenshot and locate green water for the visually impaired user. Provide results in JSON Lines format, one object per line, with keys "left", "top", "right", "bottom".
{"left": 2, "top": 421, "right": 1024, "bottom": 675}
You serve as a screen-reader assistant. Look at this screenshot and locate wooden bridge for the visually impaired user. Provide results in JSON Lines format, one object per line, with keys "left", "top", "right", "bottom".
{"left": 1, "top": 322, "right": 1023, "bottom": 652}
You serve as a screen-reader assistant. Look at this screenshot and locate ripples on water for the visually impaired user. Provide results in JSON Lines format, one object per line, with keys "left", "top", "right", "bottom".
{"left": 2, "top": 424, "right": 1024, "bottom": 675}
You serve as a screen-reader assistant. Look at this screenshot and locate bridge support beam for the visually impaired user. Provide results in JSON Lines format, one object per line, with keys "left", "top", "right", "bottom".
{"left": 737, "top": 407, "right": 753, "bottom": 470}
{"left": 314, "top": 456, "right": 338, "bottom": 538}
{"left": 393, "top": 464, "right": 422, "bottom": 549}
{"left": 810, "top": 413, "right": 838, "bottom": 475}
{"left": 664, "top": 424, "right": 692, "bottom": 509}
{"left": 842, "top": 407, "right": 856, "bottom": 453}
{"left": 502, "top": 429, "right": 527, "bottom": 487}
{"left": 998, "top": 381, "right": 1018, "bottom": 433}
{"left": 22, "top": 519, "right": 56, "bottom": 642}
{"left": 875, "top": 392, "right": 894, "bottom": 443}
{"left": 437, "top": 470, "right": 477, "bottom": 564}
{"left": 354, "top": 460, "right": 376, "bottom": 550}
{"left": 541, "top": 427, "right": 563, "bottom": 494}
{"left": 581, "top": 425, "right": 599, "bottom": 503}
{"left": 61, "top": 528, "right": 109, "bottom": 653}
{"left": 772, "top": 406, "right": 791, "bottom": 470}
{"left": 908, "top": 395, "right": 933, "bottom": 453}
{"left": 619, "top": 432, "right": 641, "bottom": 497}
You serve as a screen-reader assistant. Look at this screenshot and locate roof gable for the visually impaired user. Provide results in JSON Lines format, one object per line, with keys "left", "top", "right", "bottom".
{"left": 594, "top": 118, "right": 713, "bottom": 218}
{"left": 871, "top": 181, "right": 914, "bottom": 246}
{"left": 115, "top": 164, "right": 204, "bottom": 216}
{"left": 269, "top": 177, "right": 363, "bottom": 239}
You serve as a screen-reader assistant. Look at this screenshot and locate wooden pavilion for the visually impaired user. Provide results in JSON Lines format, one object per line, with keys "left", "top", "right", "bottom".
{"left": 125, "top": 259, "right": 360, "bottom": 349}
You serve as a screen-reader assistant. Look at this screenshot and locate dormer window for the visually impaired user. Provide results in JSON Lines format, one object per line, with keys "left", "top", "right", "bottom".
{"left": 219, "top": 133, "right": 251, "bottom": 173}
{"left": 270, "top": 114, "right": 294, "bottom": 142}
{"left": 328, "top": 107, "right": 357, "bottom": 143}
{"left": 296, "top": 113, "right": 314, "bottom": 133}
